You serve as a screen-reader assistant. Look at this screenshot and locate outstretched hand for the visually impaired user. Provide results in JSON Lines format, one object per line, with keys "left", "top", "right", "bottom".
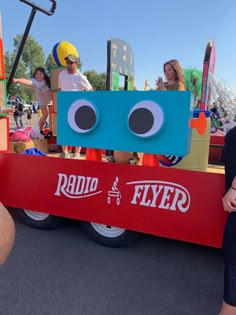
{"left": 2, "top": 108, "right": 15, "bottom": 115}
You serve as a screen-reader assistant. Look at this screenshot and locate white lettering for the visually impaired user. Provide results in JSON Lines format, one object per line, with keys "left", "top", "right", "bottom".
{"left": 54, "top": 173, "right": 101, "bottom": 199}
{"left": 131, "top": 185, "right": 143, "bottom": 204}
{"left": 75, "top": 176, "right": 86, "bottom": 195}
{"left": 170, "top": 188, "right": 188, "bottom": 212}
{"left": 159, "top": 186, "right": 175, "bottom": 210}
{"left": 84, "top": 177, "right": 91, "bottom": 194}
{"left": 150, "top": 185, "right": 164, "bottom": 207}
{"left": 127, "top": 180, "right": 190, "bottom": 212}
{"left": 66, "top": 175, "right": 77, "bottom": 195}
{"left": 90, "top": 178, "right": 98, "bottom": 192}
{"left": 54, "top": 173, "right": 67, "bottom": 196}
{"left": 140, "top": 185, "right": 152, "bottom": 206}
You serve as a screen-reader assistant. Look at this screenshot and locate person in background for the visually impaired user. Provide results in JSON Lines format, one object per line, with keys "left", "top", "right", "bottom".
{"left": 26, "top": 107, "right": 32, "bottom": 125}
{"left": 219, "top": 125, "right": 236, "bottom": 315}
{"left": 155, "top": 59, "right": 185, "bottom": 91}
{"left": 32, "top": 103, "right": 37, "bottom": 113}
{"left": 13, "top": 98, "right": 24, "bottom": 128}
{"left": 58, "top": 54, "right": 93, "bottom": 159}
{"left": 13, "top": 67, "right": 53, "bottom": 137}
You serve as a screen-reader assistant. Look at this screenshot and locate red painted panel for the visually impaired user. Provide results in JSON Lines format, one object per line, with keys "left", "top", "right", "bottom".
{"left": 209, "top": 135, "right": 224, "bottom": 164}
{"left": 0, "top": 153, "right": 226, "bottom": 248}
{"left": 0, "top": 39, "right": 5, "bottom": 79}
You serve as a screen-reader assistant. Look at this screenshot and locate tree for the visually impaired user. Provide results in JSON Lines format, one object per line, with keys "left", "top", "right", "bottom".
{"left": 45, "top": 54, "right": 54, "bottom": 75}
{"left": 5, "top": 34, "right": 46, "bottom": 101}
{"left": 13, "top": 34, "right": 45, "bottom": 76}
{"left": 183, "top": 68, "right": 202, "bottom": 107}
{"left": 83, "top": 70, "right": 106, "bottom": 91}
{"left": 5, "top": 51, "right": 30, "bottom": 100}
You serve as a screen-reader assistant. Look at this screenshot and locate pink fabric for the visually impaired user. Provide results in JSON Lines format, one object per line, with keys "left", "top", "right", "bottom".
{"left": 10, "top": 126, "right": 33, "bottom": 142}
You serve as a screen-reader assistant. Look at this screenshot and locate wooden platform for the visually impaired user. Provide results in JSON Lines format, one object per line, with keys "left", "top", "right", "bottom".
{"left": 47, "top": 152, "right": 225, "bottom": 174}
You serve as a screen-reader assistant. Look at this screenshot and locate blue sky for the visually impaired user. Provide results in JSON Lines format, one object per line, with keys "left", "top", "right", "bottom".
{"left": 1, "top": 0, "right": 236, "bottom": 91}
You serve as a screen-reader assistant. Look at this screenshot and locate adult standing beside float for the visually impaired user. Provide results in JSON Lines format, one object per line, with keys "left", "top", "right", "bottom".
{"left": 219, "top": 125, "right": 236, "bottom": 315}
{"left": 0, "top": 106, "right": 15, "bottom": 267}
{"left": 58, "top": 54, "right": 93, "bottom": 159}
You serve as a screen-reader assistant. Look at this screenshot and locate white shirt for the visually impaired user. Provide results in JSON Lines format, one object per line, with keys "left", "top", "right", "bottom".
{"left": 58, "top": 71, "right": 92, "bottom": 91}
{"left": 31, "top": 79, "right": 52, "bottom": 106}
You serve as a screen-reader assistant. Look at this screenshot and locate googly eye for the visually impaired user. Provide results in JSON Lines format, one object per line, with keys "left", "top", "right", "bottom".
{"left": 128, "top": 100, "right": 164, "bottom": 138}
{"left": 67, "top": 99, "right": 99, "bottom": 134}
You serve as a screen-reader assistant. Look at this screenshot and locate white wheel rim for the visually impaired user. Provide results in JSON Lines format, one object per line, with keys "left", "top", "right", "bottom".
{"left": 90, "top": 222, "right": 125, "bottom": 238}
{"left": 23, "top": 210, "right": 49, "bottom": 221}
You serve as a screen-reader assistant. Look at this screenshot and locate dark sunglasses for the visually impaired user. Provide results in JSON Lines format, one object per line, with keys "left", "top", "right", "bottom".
{"left": 66, "top": 60, "right": 74, "bottom": 65}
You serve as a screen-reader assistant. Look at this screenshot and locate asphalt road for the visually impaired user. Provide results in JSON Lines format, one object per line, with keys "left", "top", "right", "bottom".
{"left": 0, "top": 208, "right": 224, "bottom": 315}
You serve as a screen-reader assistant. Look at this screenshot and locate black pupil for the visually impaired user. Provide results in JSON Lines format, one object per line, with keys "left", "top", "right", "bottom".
{"left": 129, "top": 108, "right": 154, "bottom": 134}
{"left": 74, "top": 106, "right": 96, "bottom": 130}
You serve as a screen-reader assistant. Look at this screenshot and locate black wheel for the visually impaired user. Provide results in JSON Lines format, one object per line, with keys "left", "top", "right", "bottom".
{"left": 17, "top": 209, "right": 63, "bottom": 230}
{"left": 81, "top": 221, "right": 140, "bottom": 248}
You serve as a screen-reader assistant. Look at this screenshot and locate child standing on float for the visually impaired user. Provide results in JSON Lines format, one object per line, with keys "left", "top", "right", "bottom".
{"left": 13, "top": 67, "right": 53, "bottom": 137}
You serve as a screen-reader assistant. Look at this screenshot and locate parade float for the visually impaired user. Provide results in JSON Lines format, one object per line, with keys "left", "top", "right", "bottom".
{"left": 0, "top": 0, "right": 228, "bottom": 248}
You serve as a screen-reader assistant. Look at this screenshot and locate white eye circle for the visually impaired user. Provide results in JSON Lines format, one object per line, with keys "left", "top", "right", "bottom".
{"left": 67, "top": 99, "right": 99, "bottom": 133}
{"left": 128, "top": 100, "right": 165, "bottom": 137}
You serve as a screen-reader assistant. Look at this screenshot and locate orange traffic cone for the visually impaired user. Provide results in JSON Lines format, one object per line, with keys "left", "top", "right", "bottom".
{"left": 86, "top": 148, "right": 102, "bottom": 162}
{"left": 142, "top": 154, "right": 160, "bottom": 167}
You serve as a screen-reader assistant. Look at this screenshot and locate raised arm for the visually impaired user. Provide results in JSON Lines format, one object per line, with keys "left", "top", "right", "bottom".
{"left": 0, "top": 107, "right": 14, "bottom": 114}
{"left": 13, "top": 78, "right": 32, "bottom": 86}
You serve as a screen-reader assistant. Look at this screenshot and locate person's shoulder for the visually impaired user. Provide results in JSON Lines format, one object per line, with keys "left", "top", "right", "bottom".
{"left": 74, "top": 72, "right": 87, "bottom": 83}
{"left": 59, "top": 70, "right": 67, "bottom": 77}
{"left": 75, "top": 71, "right": 85, "bottom": 78}
{"left": 176, "top": 81, "right": 185, "bottom": 90}
{"left": 225, "top": 126, "right": 236, "bottom": 148}
{"left": 226, "top": 126, "right": 236, "bottom": 139}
